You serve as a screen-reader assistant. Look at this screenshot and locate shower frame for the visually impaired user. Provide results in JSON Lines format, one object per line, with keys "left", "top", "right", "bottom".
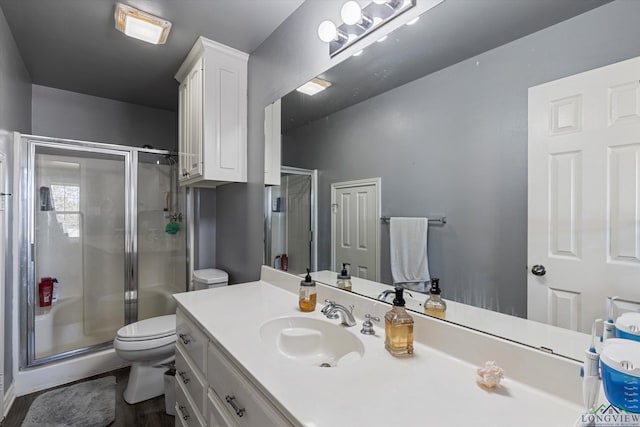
{"left": 18, "top": 135, "right": 190, "bottom": 368}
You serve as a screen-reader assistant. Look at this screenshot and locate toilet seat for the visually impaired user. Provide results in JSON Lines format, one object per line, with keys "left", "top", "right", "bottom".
{"left": 114, "top": 334, "right": 175, "bottom": 352}
{"left": 116, "top": 314, "right": 176, "bottom": 341}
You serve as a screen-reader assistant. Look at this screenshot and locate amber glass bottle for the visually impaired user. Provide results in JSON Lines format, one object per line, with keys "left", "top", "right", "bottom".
{"left": 299, "top": 269, "right": 317, "bottom": 312}
{"left": 384, "top": 287, "right": 414, "bottom": 357}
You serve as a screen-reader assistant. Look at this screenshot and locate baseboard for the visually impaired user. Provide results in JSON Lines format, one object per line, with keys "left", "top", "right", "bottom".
{"left": 3, "top": 382, "right": 15, "bottom": 419}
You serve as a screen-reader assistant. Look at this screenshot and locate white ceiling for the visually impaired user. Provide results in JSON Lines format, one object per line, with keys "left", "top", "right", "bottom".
{"left": 0, "top": 0, "right": 305, "bottom": 111}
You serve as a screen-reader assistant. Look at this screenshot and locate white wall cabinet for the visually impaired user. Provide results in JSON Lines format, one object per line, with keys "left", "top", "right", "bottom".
{"left": 175, "top": 37, "right": 248, "bottom": 187}
{"left": 175, "top": 309, "right": 295, "bottom": 427}
{"left": 264, "top": 99, "right": 281, "bottom": 186}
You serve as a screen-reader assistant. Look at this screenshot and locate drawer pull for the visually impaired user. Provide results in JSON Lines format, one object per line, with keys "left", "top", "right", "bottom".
{"left": 179, "top": 333, "right": 191, "bottom": 345}
{"left": 178, "top": 370, "right": 190, "bottom": 384}
{"left": 225, "top": 395, "right": 246, "bottom": 418}
{"left": 178, "top": 404, "right": 190, "bottom": 421}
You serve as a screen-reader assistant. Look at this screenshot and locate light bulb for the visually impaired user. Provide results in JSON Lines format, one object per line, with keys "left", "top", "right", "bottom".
{"left": 317, "top": 20, "right": 338, "bottom": 42}
{"left": 341, "top": 1, "right": 363, "bottom": 25}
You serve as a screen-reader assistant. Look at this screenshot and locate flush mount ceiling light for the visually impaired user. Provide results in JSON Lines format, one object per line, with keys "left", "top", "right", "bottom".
{"left": 114, "top": 3, "right": 172, "bottom": 45}
{"left": 296, "top": 78, "right": 332, "bottom": 96}
{"left": 318, "top": 0, "right": 417, "bottom": 57}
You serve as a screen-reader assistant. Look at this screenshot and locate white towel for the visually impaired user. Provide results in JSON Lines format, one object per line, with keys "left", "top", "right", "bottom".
{"left": 390, "top": 217, "right": 430, "bottom": 289}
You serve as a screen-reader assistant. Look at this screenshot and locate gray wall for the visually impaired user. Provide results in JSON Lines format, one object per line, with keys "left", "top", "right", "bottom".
{"left": 196, "top": 188, "right": 217, "bottom": 269}
{"left": 215, "top": 0, "right": 435, "bottom": 284}
{"left": 32, "top": 85, "right": 177, "bottom": 151}
{"left": 282, "top": 0, "right": 640, "bottom": 317}
{"left": 215, "top": 0, "right": 349, "bottom": 283}
{"left": 0, "top": 5, "right": 31, "bottom": 393}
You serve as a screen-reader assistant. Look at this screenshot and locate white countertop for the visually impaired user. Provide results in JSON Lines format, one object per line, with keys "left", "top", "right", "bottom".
{"left": 174, "top": 280, "right": 586, "bottom": 427}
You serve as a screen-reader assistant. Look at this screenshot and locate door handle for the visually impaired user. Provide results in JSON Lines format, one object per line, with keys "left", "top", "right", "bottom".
{"left": 531, "top": 265, "right": 546, "bottom": 276}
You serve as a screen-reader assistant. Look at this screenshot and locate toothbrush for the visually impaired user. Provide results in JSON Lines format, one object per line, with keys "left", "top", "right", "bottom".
{"left": 602, "top": 296, "right": 618, "bottom": 342}
{"left": 583, "top": 318, "right": 602, "bottom": 411}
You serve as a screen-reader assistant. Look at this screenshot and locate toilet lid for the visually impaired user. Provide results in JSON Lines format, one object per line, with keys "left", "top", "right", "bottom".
{"left": 116, "top": 314, "right": 176, "bottom": 341}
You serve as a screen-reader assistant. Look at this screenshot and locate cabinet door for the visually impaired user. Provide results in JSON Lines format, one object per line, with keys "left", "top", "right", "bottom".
{"left": 178, "top": 82, "right": 190, "bottom": 182}
{"left": 187, "top": 57, "right": 204, "bottom": 180}
{"left": 264, "top": 99, "right": 281, "bottom": 186}
{"left": 207, "top": 343, "right": 293, "bottom": 427}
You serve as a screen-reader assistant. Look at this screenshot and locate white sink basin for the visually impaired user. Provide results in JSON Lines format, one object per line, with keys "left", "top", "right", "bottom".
{"left": 260, "top": 316, "right": 365, "bottom": 368}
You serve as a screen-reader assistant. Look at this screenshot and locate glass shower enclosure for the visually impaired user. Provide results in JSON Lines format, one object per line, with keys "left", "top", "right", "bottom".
{"left": 19, "top": 135, "right": 187, "bottom": 366}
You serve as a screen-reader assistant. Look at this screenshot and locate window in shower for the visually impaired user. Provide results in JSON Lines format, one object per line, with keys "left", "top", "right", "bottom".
{"left": 51, "top": 183, "right": 80, "bottom": 238}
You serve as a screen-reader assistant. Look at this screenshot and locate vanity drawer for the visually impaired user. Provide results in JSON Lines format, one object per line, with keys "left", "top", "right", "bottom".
{"left": 207, "top": 389, "right": 239, "bottom": 427}
{"left": 176, "top": 379, "right": 206, "bottom": 427}
{"left": 177, "top": 309, "right": 208, "bottom": 375}
{"left": 207, "top": 343, "right": 293, "bottom": 427}
{"left": 176, "top": 342, "right": 207, "bottom": 416}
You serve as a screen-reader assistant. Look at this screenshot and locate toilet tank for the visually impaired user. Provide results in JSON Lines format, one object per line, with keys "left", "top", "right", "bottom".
{"left": 193, "top": 268, "right": 229, "bottom": 290}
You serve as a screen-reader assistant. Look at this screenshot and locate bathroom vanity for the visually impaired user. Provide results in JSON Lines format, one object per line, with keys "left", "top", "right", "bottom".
{"left": 173, "top": 267, "right": 589, "bottom": 427}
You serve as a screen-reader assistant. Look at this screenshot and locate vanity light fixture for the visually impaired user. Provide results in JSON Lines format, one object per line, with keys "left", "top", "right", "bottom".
{"left": 114, "top": 3, "right": 172, "bottom": 45}
{"left": 296, "top": 78, "right": 332, "bottom": 96}
{"left": 318, "top": 0, "right": 416, "bottom": 57}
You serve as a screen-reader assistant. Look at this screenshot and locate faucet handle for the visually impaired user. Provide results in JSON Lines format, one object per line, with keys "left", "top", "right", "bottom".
{"left": 361, "top": 313, "right": 380, "bottom": 335}
{"left": 321, "top": 300, "right": 336, "bottom": 316}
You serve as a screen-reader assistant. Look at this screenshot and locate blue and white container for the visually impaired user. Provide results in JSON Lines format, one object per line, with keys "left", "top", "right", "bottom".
{"left": 615, "top": 312, "right": 640, "bottom": 342}
{"left": 600, "top": 338, "right": 640, "bottom": 413}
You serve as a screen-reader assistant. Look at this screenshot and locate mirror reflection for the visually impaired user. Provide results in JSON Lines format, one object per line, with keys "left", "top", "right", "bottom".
{"left": 265, "top": 0, "right": 640, "bottom": 360}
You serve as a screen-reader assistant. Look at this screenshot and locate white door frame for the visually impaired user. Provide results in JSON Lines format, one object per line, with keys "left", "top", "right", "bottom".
{"left": 0, "top": 152, "right": 5, "bottom": 416}
{"left": 330, "top": 177, "right": 381, "bottom": 281}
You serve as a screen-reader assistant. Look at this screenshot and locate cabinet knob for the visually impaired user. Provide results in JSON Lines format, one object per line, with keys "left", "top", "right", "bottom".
{"left": 178, "top": 370, "right": 190, "bottom": 384}
{"left": 178, "top": 333, "right": 191, "bottom": 345}
{"left": 225, "top": 395, "right": 246, "bottom": 418}
{"left": 178, "top": 404, "right": 190, "bottom": 421}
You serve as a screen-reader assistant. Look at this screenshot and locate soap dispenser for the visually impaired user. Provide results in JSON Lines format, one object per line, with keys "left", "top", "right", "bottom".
{"left": 424, "top": 278, "right": 446, "bottom": 319}
{"left": 336, "top": 263, "right": 352, "bottom": 292}
{"left": 384, "top": 287, "right": 414, "bottom": 357}
{"left": 299, "top": 269, "right": 317, "bottom": 312}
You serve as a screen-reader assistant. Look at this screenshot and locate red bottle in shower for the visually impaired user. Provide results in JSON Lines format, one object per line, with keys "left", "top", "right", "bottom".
{"left": 38, "top": 277, "right": 53, "bottom": 307}
{"left": 281, "top": 254, "right": 288, "bottom": 272}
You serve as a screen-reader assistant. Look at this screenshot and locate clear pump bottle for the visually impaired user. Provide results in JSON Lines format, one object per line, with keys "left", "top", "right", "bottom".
{"left": 336, "top": 263, "right": 352, "bottom": 292}
{"left": 424, "top": 278, "right": 446, "bottom": 319}
{"left": 299, "top": 269, "right": 317, "bottom": 312}
{"left": 384, "top": 287, "right": 414, "bottom": 357}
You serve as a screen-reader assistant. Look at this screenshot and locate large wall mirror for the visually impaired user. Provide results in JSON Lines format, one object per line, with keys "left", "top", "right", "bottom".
{"left": 265, "top": 0, "right": 640, "bottom": 361}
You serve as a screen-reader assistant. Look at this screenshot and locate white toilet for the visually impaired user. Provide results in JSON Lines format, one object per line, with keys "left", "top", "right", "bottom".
{"left": 114, "top": 269, "right": 228, "bottom": 404}
{"left": 193, "top": 268, "right": 229, "bottom": 290}
{"left": 114, "top": 314, "right": 177, "bottom": 404}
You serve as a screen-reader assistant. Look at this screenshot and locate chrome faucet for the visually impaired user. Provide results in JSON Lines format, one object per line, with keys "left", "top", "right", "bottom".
{"left": 377, "top": 288, "right": 413, "bottom": 301}
{"left": 322, "top": 300, "right": 357, "bottom": 327}
{"left": 377, "top": 289, "right": 395, "bottom": 301}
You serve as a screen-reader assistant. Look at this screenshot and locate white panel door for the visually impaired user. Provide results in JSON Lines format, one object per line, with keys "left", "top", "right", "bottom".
{"left": 528, "top": 56, "right": 640, "bottom": 333}
{"left": 331, "top": 179, "right": 380, "bottom": 281}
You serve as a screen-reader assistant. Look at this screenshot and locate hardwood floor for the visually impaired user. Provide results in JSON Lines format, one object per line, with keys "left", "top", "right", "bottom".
{"left": 2, "top": 368, "right": 175, "bottom": 427}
